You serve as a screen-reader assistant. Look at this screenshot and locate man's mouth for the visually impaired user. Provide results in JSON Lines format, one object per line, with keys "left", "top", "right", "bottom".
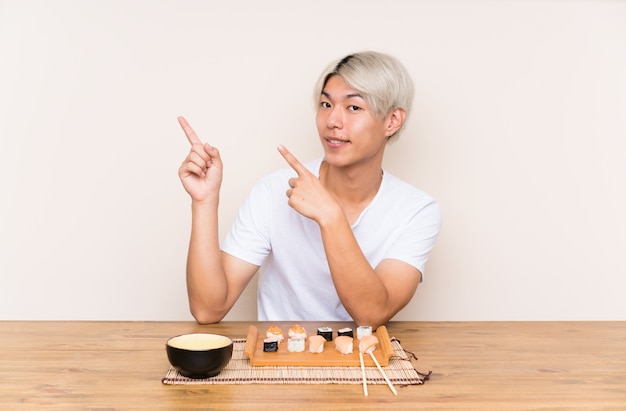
{"left": 326, "top": 137, "right": 349, "bottom": 146}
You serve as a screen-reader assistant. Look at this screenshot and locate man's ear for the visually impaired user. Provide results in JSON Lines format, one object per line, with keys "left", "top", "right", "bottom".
{"left": 384, "top": 108, "right": 406, "bottom": 138}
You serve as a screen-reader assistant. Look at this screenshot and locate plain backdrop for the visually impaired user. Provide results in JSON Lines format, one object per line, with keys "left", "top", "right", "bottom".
{"left": 1, "top": 0, "right": 625, "bottom": 321}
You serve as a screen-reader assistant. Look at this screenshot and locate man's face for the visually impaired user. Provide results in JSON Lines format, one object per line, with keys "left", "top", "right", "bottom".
{"left": 316, "top": 75, "right": 392, "bottom": 169}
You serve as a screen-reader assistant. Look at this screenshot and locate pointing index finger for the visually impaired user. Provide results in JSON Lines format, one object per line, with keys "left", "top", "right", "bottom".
{"left": 177, "top": 116, "right": 202, "bottom": 146}
{"left": 277, "top": 145, "right": 307, "bottom": 176}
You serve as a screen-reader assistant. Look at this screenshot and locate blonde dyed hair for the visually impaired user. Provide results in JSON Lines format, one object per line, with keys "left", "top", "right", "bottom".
{"left": 313, "top": 51, "right": 414, "bottom": 138}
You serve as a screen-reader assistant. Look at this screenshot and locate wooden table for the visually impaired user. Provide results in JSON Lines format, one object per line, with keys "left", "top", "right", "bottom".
{"left": 1, "top": 321, "right": 624, "bottom": 410}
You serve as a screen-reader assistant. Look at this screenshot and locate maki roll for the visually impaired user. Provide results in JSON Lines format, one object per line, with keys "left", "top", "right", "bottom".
{"left": 263, "top": 338, "right": 279, "bottom": 352}
{"left": 317, "top": 327, "right": 333, "bottom": 342}
{"left": 337, "top": 327, "right": 353, "bottom": 338}
{"left": 356, "top": 326, "right": 372, "bottom": 340}
{"left": 287, "top": 337, "right": 305, "bottom": 352}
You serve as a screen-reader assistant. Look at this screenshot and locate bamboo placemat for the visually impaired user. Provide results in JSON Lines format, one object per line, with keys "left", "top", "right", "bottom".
{"left": 162, "top": 338, "right": 431, "bottom": 385}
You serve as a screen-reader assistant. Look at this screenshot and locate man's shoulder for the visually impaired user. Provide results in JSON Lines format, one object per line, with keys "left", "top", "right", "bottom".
{"left": 381, "top": 171, "right": 437, "bottom": 204}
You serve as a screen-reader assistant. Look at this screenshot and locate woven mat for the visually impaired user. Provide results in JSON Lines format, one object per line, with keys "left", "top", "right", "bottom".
{"left": 162, "top": 337, "right": 430, "bottom": 385}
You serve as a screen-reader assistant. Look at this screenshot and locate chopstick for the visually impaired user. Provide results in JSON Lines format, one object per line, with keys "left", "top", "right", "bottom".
{"left": 368, "top": 352, "right": 398, "bottom": 396}
{"left": 359, "top": 351, "right": 368, "bottom": 396}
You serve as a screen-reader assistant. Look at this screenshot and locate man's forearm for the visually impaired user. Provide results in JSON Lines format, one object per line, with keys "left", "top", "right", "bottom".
{"left": 318, "top": 215, "right": 391, "bottom": 327}
{"left": 186, "top": 196, "right": 229, "bottom": 323}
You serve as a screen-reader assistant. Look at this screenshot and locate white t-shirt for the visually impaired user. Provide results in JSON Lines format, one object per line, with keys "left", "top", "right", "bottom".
{"left": 221, "top": 158, "right": 441, "bottom": 321}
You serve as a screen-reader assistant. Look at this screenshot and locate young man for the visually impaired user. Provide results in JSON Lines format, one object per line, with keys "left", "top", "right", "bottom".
{"left": 178, "top": 51, "right": 441, "bottom": 329}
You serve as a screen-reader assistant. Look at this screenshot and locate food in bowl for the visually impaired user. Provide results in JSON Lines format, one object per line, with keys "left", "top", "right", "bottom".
{"left": 166, "top": 333, "right": 233, "bottom": 378}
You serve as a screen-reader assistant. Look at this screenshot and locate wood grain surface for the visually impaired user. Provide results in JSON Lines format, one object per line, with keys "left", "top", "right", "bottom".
{"left": 1, "top": 321, "right": 625, "bottom": 410}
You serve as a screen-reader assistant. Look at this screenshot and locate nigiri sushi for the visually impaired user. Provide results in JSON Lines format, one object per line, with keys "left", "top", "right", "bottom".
{"left": 266, "top": 325, "right": 284, "bottom": 343}
{"left": 288, "top": 324, "right": 307, "bottom": 339}
{"left": 358, "top": 334, "right": 379, "bottom": 354}
{"left": 308, "top": 335, "right": 326, "bottom": 353}
{"left": 334, "top": 335, "right": 354, "bottom": 355}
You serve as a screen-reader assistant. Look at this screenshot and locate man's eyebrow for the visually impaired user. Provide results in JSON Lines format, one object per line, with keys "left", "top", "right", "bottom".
{"left": 321, "top": 90, "right": 364, "bottom": 100}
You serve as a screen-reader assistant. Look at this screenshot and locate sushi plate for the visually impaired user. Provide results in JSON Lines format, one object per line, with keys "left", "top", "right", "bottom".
{"left": 243, "top": 325, "right": 394, "bottom": 367}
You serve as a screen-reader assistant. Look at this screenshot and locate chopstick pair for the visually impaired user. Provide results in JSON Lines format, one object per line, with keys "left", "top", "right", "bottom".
{"left": 359, "top": 349, "right": 398, "bottom": 396}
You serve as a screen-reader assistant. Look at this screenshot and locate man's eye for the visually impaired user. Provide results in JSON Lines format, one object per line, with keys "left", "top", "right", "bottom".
{"left": 320, "top": 101, "right": 331, "bottom": 109}
{"left": 348, "top": 105, "right": 361, "bottom": 111}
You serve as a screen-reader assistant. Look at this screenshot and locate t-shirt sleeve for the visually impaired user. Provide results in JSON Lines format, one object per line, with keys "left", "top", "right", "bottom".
{"left": 383, "top": 199, "right": 442, "bottom": 279}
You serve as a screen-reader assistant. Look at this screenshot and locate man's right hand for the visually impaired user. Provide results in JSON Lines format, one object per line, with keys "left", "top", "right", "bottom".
{"left": 177, "top": 116, "right": 223, "bottom": 201}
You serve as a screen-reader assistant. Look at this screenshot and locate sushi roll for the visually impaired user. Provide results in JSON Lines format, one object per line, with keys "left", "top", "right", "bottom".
{"left": 356, "top": 326, "right": 372, "bottom": 340}
{"left": 288, "top": 324, "right": 307, "bottom": 339}
{"left": 287, "top": 337, "right": 305, "bottom": 352}
{"left": 308, "top": 335, "right": 326, "bottom": 353}
{"left": 317, "top": 327, "right": 333, "bottom": 342}
{"left": 263, "top": 338, "right": 279, "bottom": 352}
{"left": 337, "top": 327, "right": 353, "bottom": 338}
{"left": 266, "top": 325, "right": 284, "bottom": 343}
{"left": 334, "top": 335, "right": 354, "bottom": 355}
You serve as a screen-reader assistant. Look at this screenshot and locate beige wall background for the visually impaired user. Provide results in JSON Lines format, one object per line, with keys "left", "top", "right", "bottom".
{"left": 1, "top": 0, "right": 625, "bottom": 321}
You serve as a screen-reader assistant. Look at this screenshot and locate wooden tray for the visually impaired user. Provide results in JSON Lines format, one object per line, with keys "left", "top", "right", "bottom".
{"left": 243, "top": 325, "right": 394, "bottom": 367}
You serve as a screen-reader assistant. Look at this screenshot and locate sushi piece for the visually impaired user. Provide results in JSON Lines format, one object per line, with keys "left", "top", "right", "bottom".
{"left": 317, "top": 327, "right": 333, "bottom": 342}
{"left": 308, "top": 335, "right": 326, "bottom": 353}
{"left": 266, "top": 325, "right": 284, "bottom": 343}
{"left": 358, "top": 335, "right": 379, "bottom": 354}
{"left": 288, "top": 324, "right": 307, "bottom": 339}
{"left": 287, "top": 337, "right": 305, "bottom": 352}
{"left": 356, "top": 326, "right": 372, "bottom": 340}
{"left": 334, "top": 335, "right": 354, "bottom": 355}
{"left": 263, "top": 338, "right": 279, "bottom": 352}
{"left": 337, "top": 327, "right": 353, "bottom": 338}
